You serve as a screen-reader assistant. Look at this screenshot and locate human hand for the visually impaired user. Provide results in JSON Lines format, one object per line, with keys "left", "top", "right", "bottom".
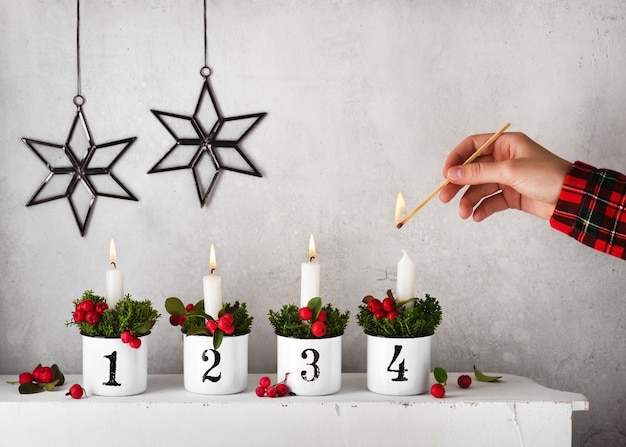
{"left": 439, "top": 132, "right": 572, "bottom": 221}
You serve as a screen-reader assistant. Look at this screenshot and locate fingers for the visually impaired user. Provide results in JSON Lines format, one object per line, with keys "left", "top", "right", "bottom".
{"left": 457, "top": 183, "right": 501, "bottom": 219}
{"left": 442, "top": 133, "right": 499, "bottom": 177}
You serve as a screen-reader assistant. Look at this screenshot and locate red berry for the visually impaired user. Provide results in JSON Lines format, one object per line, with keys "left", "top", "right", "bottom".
{"left": 298, "top": 307, "right": 313, "bottom": 320}
{"left": 85, "top": 310, "right": 100, "bottom": 325}
{"left": 95, "top": 302, "right": 108, "bottom": 315}
{"left": 120, "top": 331, "right": 133, "bottom": 344}
{"left": 38, "top": 366, "right": 54, "bottom": 383}
{"left": 129, "top": 338, "right": 142, "bottom": 349}
{"left": 259, "top": 376, "right": 271, "bottom": 388}
{"left": 217, "top": 316, "right": 234, "bottom": 332}
{"left": 169, "top": 315, "right": 181, "bottom": 326}
{"left": 179, "top": 315, "right": 187, "bottom": 326}
{"left": 276, "top": 383, "right": 289, "bottom": 396}
{"left": 374, "top": 310, "right": 387, "bottom": 319}
{"left": 255, "top": 386, "right": 266, "bottom": 397}
{"left": 220, "top": 314, "right": 234, "bottom": 326}
{"left": 431, "top": 383, "right": 445, "bottom": 398}
{"left": 266, "top": 385, "right": 278, "bottom": 398}
{"left": 206, "top": 320, "right": 218, "bottom": 334}
{"left": 311, "top": 321, "right": 327, "bottom": 337}
{"left": 223, "top": 325, "right": 235, "bottom": 335}
{"left": 73, "top": 310, "right": 85, "bottom": 323}
{"left": 66, "top": 384, "right": 85, "bottom": 399}
{"left": 386, "top": 310, "right": 399, "bottom": 321}
{"left": 18, "top": 372, "right": 33, "bottom": 384}
{"left": 367, "top": 298, "right": 383, "bottom": 314}
{"left": 186, "top": 303, "right": 194, "bottom": 312}
{"left": 382, "top": 297, "right": 396, "bottom": 312}
{"left": 316, "top": 310, "right": 327, "bottom": 323}
{"left": 32, "top": 366, "right": 43, "bottom": 382}
{"left": 78, "top": 299, "right": 95, "bottom": 313}
{"left": 457, "top": 375, "right": 472, "bottom": 389}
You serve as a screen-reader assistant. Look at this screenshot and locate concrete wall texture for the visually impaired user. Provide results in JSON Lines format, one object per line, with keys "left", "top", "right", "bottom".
{"left": 1, "top": 1, "right": 624, "bottom": 445}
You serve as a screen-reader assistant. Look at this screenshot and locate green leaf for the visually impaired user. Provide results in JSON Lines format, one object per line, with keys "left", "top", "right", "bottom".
{"left": 186, "top": 326, "right": 210, "bottom": 336}
{"left": 44, "top": 380, "right": 60, "bottom": 391}
{"left": 51, "top": 364, "right": 65, "bottom": 387}
{"left": 132, "top": 320, "right": 155, "bottom": 335}
{"left": 212, "top": 330, "right": 224, "bottom": 349}
{"left": 473, "top": 365, "right": 502, "bottom": 382}
{"left": 18, "top": 382, "right": 45, "bottom": 394}
{"left": 307, "top": 297, "right": 322, "bottom": 321}
{"left": 433, "top": 367, "right": 448, "bottom": 385}
{"left": 165, "top": 297, "right": 186, "bottom": 316}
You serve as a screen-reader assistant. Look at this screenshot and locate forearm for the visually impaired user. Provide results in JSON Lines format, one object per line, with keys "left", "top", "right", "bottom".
{"left": 550, "top": 161, "right": 626, "bottom": 260}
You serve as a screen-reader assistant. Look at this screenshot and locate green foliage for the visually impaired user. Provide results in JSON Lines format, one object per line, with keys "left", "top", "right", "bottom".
{"left": 268, "top": 300, "right": 350, "bottom": 338}
{"left": 66, "top": 290, "right": 160, "bottom": 338}
{"left": 356, "top": 294, "right": 442, "bottom": 338}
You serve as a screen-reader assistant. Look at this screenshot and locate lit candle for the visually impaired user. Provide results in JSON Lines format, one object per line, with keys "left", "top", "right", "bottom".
{"left": 396, "top": 250, "right": 416, "bottom": 301}
{"left": 105, "top": 239, "right": 124, "bottom": 306}
{"left": 203, "top": 244, "right": 223, "bottom": 319}
{"left": 300, "top": 234, "right": 320, "bottom": 307}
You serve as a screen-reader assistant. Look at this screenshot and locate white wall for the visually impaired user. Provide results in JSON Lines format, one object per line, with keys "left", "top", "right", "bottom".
{"left": 1, "top": 1, "right": 624, "bottom": 445}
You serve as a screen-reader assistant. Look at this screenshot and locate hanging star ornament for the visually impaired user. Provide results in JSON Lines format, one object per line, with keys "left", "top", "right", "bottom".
{"left": 148, "top": 71, "right": 266, "bottom": 207}
{"left": 22, "top": 104, "right": 138, "bottom": 237}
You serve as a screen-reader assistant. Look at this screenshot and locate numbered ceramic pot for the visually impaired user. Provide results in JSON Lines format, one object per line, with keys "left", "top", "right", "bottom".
{"left": 183, "top": 333, "right": 248, "bottom": 394}
{"left": 276, "top": 334, "right": 342, "bottom": 396}
{"left": 82, "top": 335, "right": 148, "bottom": 396}
{"left": 366, "top": 334, "right": 431, "bottom": 395}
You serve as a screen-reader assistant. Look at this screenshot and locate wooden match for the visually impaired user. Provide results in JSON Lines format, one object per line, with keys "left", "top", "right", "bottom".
{"left": 396, "top": 122, "right": 511, "bottom": 229}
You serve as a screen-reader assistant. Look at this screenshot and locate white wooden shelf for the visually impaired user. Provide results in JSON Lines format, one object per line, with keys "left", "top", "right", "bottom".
{"left": 0, "top": 373, "right": 587, "bottom": 447}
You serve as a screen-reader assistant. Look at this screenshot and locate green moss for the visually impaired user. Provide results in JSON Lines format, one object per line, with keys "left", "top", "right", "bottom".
{"left": 268, "top": 302, "right": 350, "bottom": 338}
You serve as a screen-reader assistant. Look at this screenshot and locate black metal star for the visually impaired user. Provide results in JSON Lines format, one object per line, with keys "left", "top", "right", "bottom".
{"left": 22, "top": 105, "right": 138, "bottom": 237}
{"left": 148, "top": 73, "right": 266, "bottom": 207}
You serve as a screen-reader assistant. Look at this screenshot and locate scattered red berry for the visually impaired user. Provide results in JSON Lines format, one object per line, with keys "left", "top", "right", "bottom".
{"left": 382, "top": 297, "right": 396, "bottom": 312}
{"left": 31, "top": 366, "right": 43, "bottom": 382}
{"left": 85, "top": 310, "right": 100, "bottom": 325}
{"left": 66, "top": 384, "right": 86, "bottom": 399}
{"left": 457, "top": 375, "right": 472, "bottom": 389}
{"left": 120, "top": 331, "right": 133, "bottom": 344}
{"left": 38, "top": 366, "right": 54, "bottom": 383}
{"left": 430, "top": 383, "right": 445, "bottom": 398}
{"left": 129, "top": 337, "right": 142, "bottom": 349}
{"left": 298, "top": 306, "right": 313, "bottom": 320}
{"left": 311, "top": 321, "right": 327, "bottom": 337}
{"left": 259, "top": 376, "right": 271, "bottom": 388}
{"left": 185, "top": 303, "right": 194, "bottom": 312}
{"left": 255, "top": 386, "right": 266, "bottom": 397}
{"left": 18, "top": 372, "right": 33, "bottom": 385}
{"left": 276, "top": 383, "right": 289, "bottom": 397}
{"left": 266, "top": 385, "right": 278, "bottom": 398}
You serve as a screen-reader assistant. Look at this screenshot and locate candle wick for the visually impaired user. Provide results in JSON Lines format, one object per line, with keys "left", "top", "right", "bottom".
{"left": 110, "top": 261, "right": 117, "bottom": 269}
{"left": 309, "top": 256, "right": 316, "bottom": 262}
{"left": 210, "top": 268, "right": 216, "bottom": 274}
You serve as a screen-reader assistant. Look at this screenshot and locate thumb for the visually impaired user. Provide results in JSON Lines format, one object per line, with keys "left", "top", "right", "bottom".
{"left": 446, "top": 162, "right": 512, "bottom": 186}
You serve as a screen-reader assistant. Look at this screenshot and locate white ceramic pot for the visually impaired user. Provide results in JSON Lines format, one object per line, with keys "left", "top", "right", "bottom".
{"left": 183, "top": 334, "right": 248, "bottom": 394}
{"left": 82, "top": 335, "right": 148, "bottom": 396}
{"left": 276, "top": 334, "right": 342, "bottom": 396}
{"left": 366, "top": 334, "right": 431, "bottom": 395}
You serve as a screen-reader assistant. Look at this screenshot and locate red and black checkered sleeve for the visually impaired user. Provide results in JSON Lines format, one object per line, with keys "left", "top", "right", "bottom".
{"left": 550, "top": 161, "right": 626, "bottom": 260}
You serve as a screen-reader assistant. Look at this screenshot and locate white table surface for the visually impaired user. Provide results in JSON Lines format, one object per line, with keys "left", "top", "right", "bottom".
{"left": 0, "top": 373, "right": 588, "bottom": 447}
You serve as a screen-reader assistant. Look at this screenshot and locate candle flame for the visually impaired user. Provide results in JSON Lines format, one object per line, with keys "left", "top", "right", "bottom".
{"left": 209, "top": 243, "right": 217, "bottom": 274}
{"left": 395, "top": 192, "right": 406, "bottom": 226}
{"left": 109, "top": 239, "right": 117, "bottom": 267}
{"left": 308, "top": 234, "right": 316, "bottom": 261}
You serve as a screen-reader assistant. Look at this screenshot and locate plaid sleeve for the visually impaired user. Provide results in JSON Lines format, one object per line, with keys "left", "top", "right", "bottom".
{"left": 550, "top": 161, "right": 626, "bottom": 260}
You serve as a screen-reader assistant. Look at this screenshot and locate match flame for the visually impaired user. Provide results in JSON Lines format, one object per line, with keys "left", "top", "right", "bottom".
{"left": 395, "top": 192, "right": 406, "bottom": 226}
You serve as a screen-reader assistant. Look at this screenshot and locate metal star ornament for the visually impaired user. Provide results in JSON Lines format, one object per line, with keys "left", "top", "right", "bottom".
{"left": 148, "top": 69, "right": 266, "bottom": 207}
{"left": 22, "top": 103, "right": 138, "bottom": 237}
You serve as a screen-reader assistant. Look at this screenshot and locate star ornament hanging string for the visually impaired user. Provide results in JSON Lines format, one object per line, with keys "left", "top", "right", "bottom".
{"left": 22, "top": 0, "right": 138, "bottom": 237}
{"left": 148, "top": 0, "right": 266, "bottom": 207}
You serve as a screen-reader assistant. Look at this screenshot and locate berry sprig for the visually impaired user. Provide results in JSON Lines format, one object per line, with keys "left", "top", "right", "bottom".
{"left": 363, "top": 291, "right": 400, "bottom": 321}
{"left": 72, "top": 298, "right": 108, "bottom": 326}
{"left": 66, "top": 384, "right": 86, "bottom": 399}
{"left": 268, "top": 298, "right": 350, "bottom": 339}
{"left": 120, "top": 331, "right": 142, "bottom": 349}
{"left": 255, "top": 374, "right": 290, "bottom": 398}
{"left": 7, "top": 364, "right": 65, "bottom": 394}
{"left": 297, "top": 299, "right": 328, "bottom": 337}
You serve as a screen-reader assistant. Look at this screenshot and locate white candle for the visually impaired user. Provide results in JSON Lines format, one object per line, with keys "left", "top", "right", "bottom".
{"left": 396, "top": 250, "right": 415, "bottom": 301}
{"left": 300, "top": 234, "right": 321, "bottom": 307}
{"left": 203, "top": 244, "right": 223, "bottom": 319}
{"left": 105, "top": 239, "right": 124, "bottom": 306}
